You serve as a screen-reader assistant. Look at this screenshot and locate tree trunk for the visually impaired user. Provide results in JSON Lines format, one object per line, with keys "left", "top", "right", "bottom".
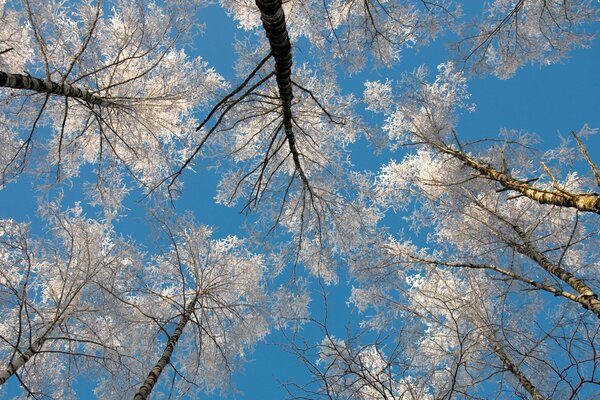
{"left": 514, "top": 228, "right": 600, "bottom": 318}
{"left": 444, "top": 146, "right": 600, "bottom": 214}
{"left": 255, "top": 0, "right": 308, "bottom": 185}
{"left": 0, "top": 316, "right": 64, "bottom": 386}
{"left": 133, "top": 294, "right": 199, "bottom": 400}
{"left": 0, "top": 337, "right": 45, "bottom": 385}
{"left": 0, "top": 70, "right": 105, "bottom": 106}
{"left": 490, "top": 337, "right": 546, "bottom": 400}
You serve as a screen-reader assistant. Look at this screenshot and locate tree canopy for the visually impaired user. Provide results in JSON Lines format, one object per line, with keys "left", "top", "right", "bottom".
{"left": 0, "top": 0, "right": 599, "bottom": 399}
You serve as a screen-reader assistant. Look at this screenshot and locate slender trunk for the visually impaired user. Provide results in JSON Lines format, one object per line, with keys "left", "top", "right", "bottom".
{"left": 0, "top": 337, "right": 45, "bottom": 385}
{"left": 512, "top": 227, "right": 600, "bottom": 318}
{"left": 490, "top": 338, "right": 546, "bottom": 400}
{"left": 133, "top": 294, "right": 199, "bottom": 400}
{"left": 0, "top": 316, "right": 63, "bottom": 386}
{"left": 410, "top": 250, "right": 595, "bottom": 313}
{"left": 255, "top": 0, "right": 309, "bottom": 185}
{"left": 443, "top": 146, "right": 600, "bottom": 214}
{"left": 0, "top": 70, "right": 105, "bottom": 106}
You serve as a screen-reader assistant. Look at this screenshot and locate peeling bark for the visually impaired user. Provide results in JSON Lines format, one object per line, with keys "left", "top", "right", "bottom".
{"left": 133, "top": 294, "right": 199, "bottom": 400}
{"left": 0, "top": 70, "right": 105, "bottom": 106}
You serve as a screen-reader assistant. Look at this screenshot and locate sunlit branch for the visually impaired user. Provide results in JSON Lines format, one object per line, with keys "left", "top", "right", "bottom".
{"left": 441, "top": 140, "right": 600, "bottom": 214}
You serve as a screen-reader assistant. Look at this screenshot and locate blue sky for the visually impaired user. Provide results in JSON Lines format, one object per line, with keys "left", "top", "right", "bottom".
{"left": 1, "top": 2, "right": 599, "bottom": 399}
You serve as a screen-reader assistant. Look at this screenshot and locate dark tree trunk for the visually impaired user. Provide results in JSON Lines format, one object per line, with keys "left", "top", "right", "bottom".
{"left": 255, "top": 0, "right": 308, "bottom": 185}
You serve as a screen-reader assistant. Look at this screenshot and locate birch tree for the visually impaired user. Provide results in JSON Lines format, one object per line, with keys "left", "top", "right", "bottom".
{"left": 154, "top": 0, "right": 381, "bottom": 283}
{"left": 0, "top": 204, "right": 138, "bottom": 398}
{"left": 455, "top": 0, "right": 599, "bottom": 78}
{"left": 87, "top": 215, "right": 271, "bottom": 399}
{"left": 325, "top": 62, "right": 600, "bottom": 399}
{"left": 0, "top": 0, "right": 598, "bottom": 398}
{"left": 365, "top": 63, "right": 600, "bottom": 314}
{"left": 220, "top": 0, "right": 457, "bottom": 71}
{"left": 0, "top": 208, "right": 274, "bottom": 399}
{"left": 219, "top": 1, "right": 597, "bottom": 75}
{"left": 345, "top": 254, "right": 600, "bottom": 399}
{"left": 0, "top": 0, "right": 225, "bottom": 213}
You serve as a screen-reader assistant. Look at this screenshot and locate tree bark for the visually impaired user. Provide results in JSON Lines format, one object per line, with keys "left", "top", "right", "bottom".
{"left": 0, "top": 70, "right": 105, "bottom": 106}
{"left": 0, "top": 337, "right": 45, "bottom": 385}
{"left": 255, "top": 0, "right": 309, "bottom": 185}
{"left": 133, "top": 294, "right": 199, "bottom": 400}
{"left": 444, "top": 146, "right": 600, "bottom": 214}
{"left": 513, "top": 228, "right": 600, "bottom": 318}
{"left": 0, "top": 316, "right": 64, "bottom": 386}
{"left": 490, "top": 337, "right": 546, "bottom": 400}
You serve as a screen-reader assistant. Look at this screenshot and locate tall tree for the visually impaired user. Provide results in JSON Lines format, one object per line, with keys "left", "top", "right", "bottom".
{"left": 93, "top": 216, "right": 270, "bottom": 399}
{"left": 220, "top": 1, "right": 597, "bottom": 75}
{"left": 340, "top": 63, "right": 600, "bottom": 398}
{"left": 0, "top": 208, "right": 273, "bottom": 399}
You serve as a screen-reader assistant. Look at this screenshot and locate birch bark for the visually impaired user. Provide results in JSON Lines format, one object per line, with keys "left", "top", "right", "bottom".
{"left": 0, "top": 314, "right": 66, "bottom": 386}
{"left": 133, "top": 294, "right": 199, "bottom": 400}
{"left": 0, "top": 71, "right": 105, "bottom": 106}
{"left": 254, "top": 0, "right": 309, "bottom": 185}
{"left": 443, "top": 146, "right": 600, "bottom": 214}
{"left": 489, "top": 336, "right": 546, "bottom": 400}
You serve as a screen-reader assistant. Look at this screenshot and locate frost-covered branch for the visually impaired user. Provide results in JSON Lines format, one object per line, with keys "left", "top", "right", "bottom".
{"left": 390, "top": 247, "right": 599, "bottom": 317}
{"left": 487, "top": 332, "right": 546, "bottom": 400}
{"left": 511, "top": 224, "right": 600, "bottom": 317}
{"left": 443, "top": 144, "right": 600, "bottom": 214}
